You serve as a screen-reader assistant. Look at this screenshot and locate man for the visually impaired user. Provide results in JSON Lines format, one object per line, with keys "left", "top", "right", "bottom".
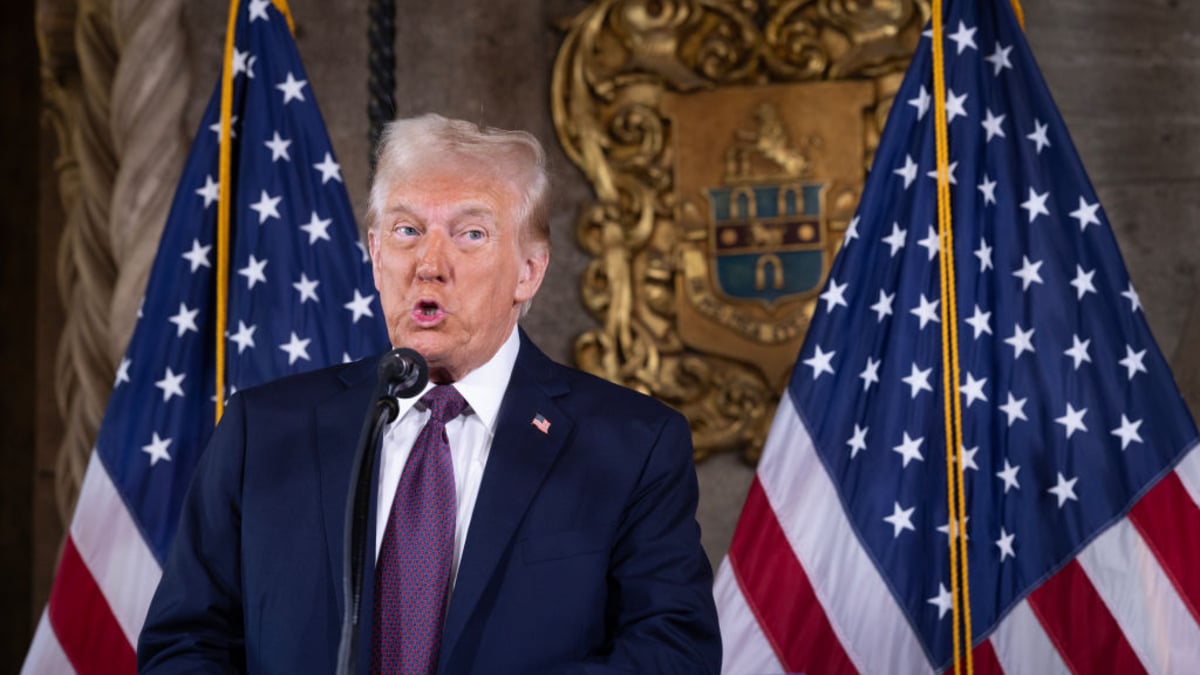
{"left": 138, "top": 114, "right": 721, "bottom": 674}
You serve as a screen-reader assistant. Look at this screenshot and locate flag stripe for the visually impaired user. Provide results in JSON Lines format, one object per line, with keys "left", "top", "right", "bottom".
{"left": 47, "top": 537, "right": 137, "bottom": 675}
{"left": 1176, "top": 445, "right": 1200, "bottom": 509}
{"left": 20, "top": 612, "right": 75, "bottom": 675}
{"left": 729, "top": 478, "right": 857, "bottom": 674}
{"left": 1026, "top": 559, "right": 1146, "bottom": 675}
{"left": 70, "top": 454, "right": 162, "bottom": 644}
{"left": 970, "top": 638, "right": 1004, "bottom": 675}
{"left": 1078, "top": 516, "right": 1200, "bottom": 672}
{"left": 1129, "top": 465, "right": 1200, "bottom": 625}
{"left": 757, "top": 395, "right": 933, "bottom": 674}
{"left": 988, "top": 599, "right": 1071, "bottom": 675}
{"left": 713, "top": 560, "right": 784, "bottom": 675}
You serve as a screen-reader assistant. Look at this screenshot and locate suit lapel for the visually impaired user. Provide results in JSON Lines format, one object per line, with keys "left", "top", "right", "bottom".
{"left": 439, "top": 334, "right": 573, "bottom": 667}
{"left": 315, "top": 357, "right": 380, "bottom": 617}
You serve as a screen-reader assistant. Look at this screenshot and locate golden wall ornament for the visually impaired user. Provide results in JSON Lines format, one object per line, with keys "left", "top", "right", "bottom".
{"left": 552, "top": 0, "right": 929, "bottom": 462}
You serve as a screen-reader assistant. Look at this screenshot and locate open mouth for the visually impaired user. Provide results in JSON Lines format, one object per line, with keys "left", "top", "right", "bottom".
{"left": 412, "top": 300, "right": 445, "bottom": 325}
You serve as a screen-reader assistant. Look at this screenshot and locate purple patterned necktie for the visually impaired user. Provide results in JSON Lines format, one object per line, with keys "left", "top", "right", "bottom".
{"left": 373, "top": 385, "right": 467, "bottom": 675}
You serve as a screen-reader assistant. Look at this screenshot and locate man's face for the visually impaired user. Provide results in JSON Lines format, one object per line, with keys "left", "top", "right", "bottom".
{"left": 368, "top": 161, "right": 548, "bottom": 383}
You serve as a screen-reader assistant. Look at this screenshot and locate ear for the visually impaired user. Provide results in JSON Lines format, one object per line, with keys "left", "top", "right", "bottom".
{"left": 367, "top": 228, "right": 383, "bottom": 292}
{"left": 514, "top": 243, "right": 549, "bottom": 304}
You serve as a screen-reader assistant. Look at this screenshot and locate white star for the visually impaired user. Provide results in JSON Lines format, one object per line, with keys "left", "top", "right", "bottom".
{"left": 313, "top": 152, "right": 343, "bottom": 184}
{"left": 981, "top": 109, "right": 1006, "bottom": 141}
{"left": 820, "top": 279, "right": 849, "bottom": 313}
{"left": 977, "top": 174, "right": 997, "bottom": 205}
{"left": 948, "top": 21, "right": 978, "bottom": 53}
{"left": 926, "top": 161, "right": 959, "bottom": 186}
{"left": 182, "top": 239, "right": 212, "bottom": 273}
{"left": 937, "top": 516, "right": 970, "bottom": 540}
{"left": 248, "top": 0, "right": 271, "bottom": 22}
{"left": 238, "top": 254, "right": 268, "bottom": 289}
{"left": 1070, "top": 265, "right": 1097, "bottom": 300}
{"left": 344, "top": 289, "right": 376, "bottom": 323}
{"left": 155, "top": 366, "right": 186, "bottom": 402}
{"left": 917, "top": 226, "right": 941, "bottom": 261}
{"left": 803, "top": 345, "right": 836, "bottom": 380}
{"left": 884, "top": 501, "right": 917, "bottom": 538}
{"left": 996, "top": 459, "right": 1021, "bottom": 493}
{"left": 1012, "top": 255, "right": 1044, "bottom": 290}
{"left": 1048, "top": 472, "right": 1079, "bottom": 508}
{"left": 1064, "top": 335, "right": 1092, "bottom": 370}
{"left": 893, "top": 431, "right": 925, "bottom": 467}
{"left": 249, "top": 190, "right": 282, "bottom": 224}
{"left": 168, "top": 302, "right": 199, "bottom": 337}
{"left": 1070, "top": 196, "right": 1102, "bottom": 231}
{"left": 208, "top": 115, "right": 238, "bottom": 139}
{"left": 1119, "top": 345, "right": 1148, "bottom": 380}
{"left": 264, "top": 131, "right": 292, "bottom": 162}
{"left": 279, "top": 331, "right": 312, "bottom": 366}
{"left": 999, "top": 392, "right": 1029, "bottom": 426}
{"left": 293, "top": 273, "right": 320, "bottom": 303}
{"left": 1121, "top": 283, "right": 1142, "bottom": 313}
{"left": 232, "top": 47, "right": 256, "bottom": 78}
{"left": 1020, "top": 187, "right": 1050, "bottom": 223}
{"left": 847, "top": 424, "right": 868, "bottom": 459}
{"left": 342, "top": 352, "right": 354, "bottom": 364}
{"left": 882, "top": 222, "right": 908, "bottom": 257}
{"left": 894, "top": 154, "right": 919, "bottom": 189}
{"left": 275, "top": 72, "right": 308, "bottom": 104}
{"left": 843, "top": 215, "right": 860, "bottom": 243}
{"left": 902, "top": 363, "right": 934, "bottom": 399}
{"left": 1055, "top": 403, "right": 1089, "bottom": 439}
{"left": 908, "top": 85, "right": 931, "bottom": 120}
{"left": 355, "top": 240, "right": 370, "bottom": 263}
{"left": 928, "top": 583, "right": 953, "bottom": 620}
{"left": 859, "top": 357, "right": 881, "bottom": 392}
{"left": 114, "top": 357, "right": 131, "bottom": 386}
{"left": 944, "top": 90, "right": 968, "bottom": 124}
{"left": 965, "top": 304, "right": 992, "bottom": 339}
{"left": 229, "top": 320, "right": 257, "bottom": 354}
{"left": 870, "top": 289, "right": 895, "bottom": 322}
{"left": 1027, "top": 119, "right": 1051, "bottom": 154}
{"left": 196, "top": 174, "right": 219, "bottom": 208}
{"left": 300, "top": 211, "right": 333, "bottom": 244}
{"left": 1111, "top": 414, "right": 1144, "bottom": 450}
{"left": 142, "top": 432, "right": 173, "bottom": 466}
{"left": 975, "top": 237, "right": 993, "bottom": 272}
{"left": 961, "top": 372, "right": 988, "bottom": 408}
{"left": 996, "top": 527, "right": 1016, "bottom": 561}
{"left": 985, "top": 42, "right": 1013, "bottom": 76}
{"left": 959, "top": 445, "right": 979, "bottom": 472}
{"left": 1004, "top": 323, "right": 1036, "bottom": 359}
{"left": 911, "top": 293, "right": 941, "bottom": 330}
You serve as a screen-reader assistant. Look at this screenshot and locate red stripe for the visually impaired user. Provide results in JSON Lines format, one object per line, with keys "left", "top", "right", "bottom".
{"left": 1026, "top": 559, "right": 1146, "bottom": 675}
{"left": 729, "top": 478, "right": 858, "bottom": 674}
{"left": 970, "top": 639, "right": 1004, "bottom": 675}
{"left": 47, "top": 536, "right": 137, "bottom": 675}
{"left": 1128, "top": 471, "right": 1200, "bottom": 625}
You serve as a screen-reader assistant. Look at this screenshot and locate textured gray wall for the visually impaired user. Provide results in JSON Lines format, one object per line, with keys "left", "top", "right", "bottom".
{"left": 178, "top": 0, "right": 1200, "bottom": 568}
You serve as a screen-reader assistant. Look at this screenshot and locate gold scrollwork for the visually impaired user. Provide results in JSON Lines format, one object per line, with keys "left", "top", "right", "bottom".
{"left": 553, "top": 0, "right": 928, "bottom": 462}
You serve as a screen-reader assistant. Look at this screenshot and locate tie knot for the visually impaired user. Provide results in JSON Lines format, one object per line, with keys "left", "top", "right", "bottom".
{"left": 420, "top": 385, "right": 467, "bottom": 424}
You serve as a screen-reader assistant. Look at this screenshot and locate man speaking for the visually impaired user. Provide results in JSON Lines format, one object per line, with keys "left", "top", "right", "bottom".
{"left": 138, "top": 114, "right": 721, "bottom": 674}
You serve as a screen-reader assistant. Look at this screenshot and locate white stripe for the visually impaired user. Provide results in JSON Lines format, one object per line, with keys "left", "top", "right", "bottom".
{"left": 1175, "top": 445, "right": 1200, "bottom": 509}
{"left": 69, "top": 452, "right": 163, "bottom": 646}
{"left": 715, "top": 558, "right": 786, "bottom": 675}
{"left": 757, "top": 395, "right": 933, "bottom": 674}
{"left": 1077, "top": 517, "right": 1200, "bottom": 674}
{"left": 989, "top": 599, "right": 1070, "bottom": 675}
{"left": 20, "top": 610, "right": 76, "bottom": 675}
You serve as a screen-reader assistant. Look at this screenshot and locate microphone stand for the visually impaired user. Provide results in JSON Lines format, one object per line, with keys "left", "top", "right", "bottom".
{"left": 336, "top": 350, "right": 427, "bottom": 675}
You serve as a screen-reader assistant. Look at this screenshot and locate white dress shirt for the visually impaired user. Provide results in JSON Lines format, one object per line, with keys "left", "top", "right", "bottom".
{"left": 374, "top": 326, "right": 520, "bottom": 591}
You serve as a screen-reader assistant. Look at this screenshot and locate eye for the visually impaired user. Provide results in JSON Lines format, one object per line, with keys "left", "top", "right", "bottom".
{"left": 463, "top": 229, "right": 485, "bottom": 241}
{"left": 394, "top": 223, "right": 419, "bottom": 237}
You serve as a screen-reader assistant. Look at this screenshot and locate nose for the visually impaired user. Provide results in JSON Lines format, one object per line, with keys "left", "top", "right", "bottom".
{"left": 415, "top": 229, "right": 449, "bottom": 282}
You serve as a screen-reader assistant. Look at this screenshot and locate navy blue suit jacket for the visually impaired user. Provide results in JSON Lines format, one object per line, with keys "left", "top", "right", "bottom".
{"left": 138, "top": 333, "right": 720, "bottom": 673}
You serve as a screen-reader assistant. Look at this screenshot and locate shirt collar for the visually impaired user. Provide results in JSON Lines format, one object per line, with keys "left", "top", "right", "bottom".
{"left": 392, "top": 326, "right": 520, "bottom": 435}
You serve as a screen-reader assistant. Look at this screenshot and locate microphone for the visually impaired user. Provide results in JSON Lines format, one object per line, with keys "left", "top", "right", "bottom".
{"left": 377, "top": 347, "right": 429, "bottom": 401}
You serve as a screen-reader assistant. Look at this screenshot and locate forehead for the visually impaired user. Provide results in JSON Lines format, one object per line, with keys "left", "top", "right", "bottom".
{"left": 383, "top": 162, "right": 521, "bottom": 222}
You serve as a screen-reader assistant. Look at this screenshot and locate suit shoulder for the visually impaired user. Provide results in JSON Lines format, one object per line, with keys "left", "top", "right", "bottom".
{"left": 552, "top": 361, "right": 685, "bottom": 427}
{"left": 234, "top": 356, "right": 376, "bottom": 411}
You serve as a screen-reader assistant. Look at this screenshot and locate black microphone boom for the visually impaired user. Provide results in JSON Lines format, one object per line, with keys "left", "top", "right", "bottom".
{"left": 336, "top": 347, "right": 428, "bottom": 674}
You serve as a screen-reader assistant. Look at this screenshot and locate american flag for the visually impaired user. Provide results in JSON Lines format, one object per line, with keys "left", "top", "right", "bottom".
{"left": 22, "top": 1, "right": 389, "bottom": 672}
{"left": 715, "top": 1, "right": 1200, "bottom": 673}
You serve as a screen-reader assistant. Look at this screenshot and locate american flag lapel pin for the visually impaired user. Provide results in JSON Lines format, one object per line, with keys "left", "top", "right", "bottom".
{"left": 531, "top": 413, "right": 551, "bottom": 435}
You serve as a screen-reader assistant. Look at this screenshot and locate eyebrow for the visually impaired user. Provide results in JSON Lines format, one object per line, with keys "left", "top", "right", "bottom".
{"left": 384, "top": 201, "right": 498, "bottom": 222}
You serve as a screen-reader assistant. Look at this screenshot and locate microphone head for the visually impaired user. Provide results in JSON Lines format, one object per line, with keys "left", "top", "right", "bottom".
{"left": 377, "top": 347, "right": 429, "bottom": 399}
